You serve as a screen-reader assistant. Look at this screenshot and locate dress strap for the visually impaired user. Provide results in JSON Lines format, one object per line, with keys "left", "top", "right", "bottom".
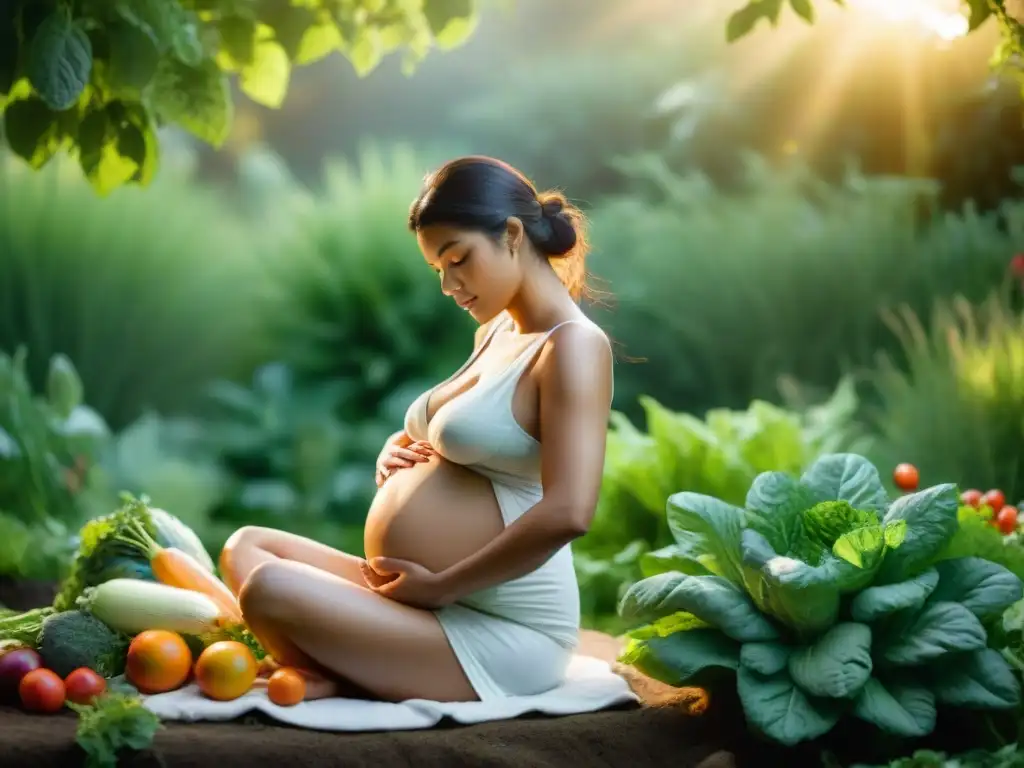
{"left": 500, "top": 319, "right": 586, "bottom": 381}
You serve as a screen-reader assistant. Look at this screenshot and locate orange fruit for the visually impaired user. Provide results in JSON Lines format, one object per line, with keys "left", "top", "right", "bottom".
{"left": 267, "top": 667, "right": 306, "bottom": 707}
{"left": 126, "top": 630, "right": 192, "bottom": 694}
{"left": 194, "top": 641, "right": 257, "bottom": 701}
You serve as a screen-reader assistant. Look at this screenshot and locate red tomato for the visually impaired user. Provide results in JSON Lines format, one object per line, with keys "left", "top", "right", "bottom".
{"left": 997, "top": 506, "right": 1019, "bottom": 535}
{"left": 893, "top": 463, "right": 920, "bottom": 492}
{"left": 982, "top": 489, "right": 1006, "bottom": 513}
{"left": 960, "top": 489, "right": 983, "bottom": 508}
{"left": 64, "top": 668, "right": 106, "bottom": 706}
{"left": 19, "top": 668, "right": 65, "bottom": 713}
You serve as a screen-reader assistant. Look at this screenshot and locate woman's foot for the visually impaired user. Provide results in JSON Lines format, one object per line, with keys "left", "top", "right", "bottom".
{"left": 298, "top": 670, "right": 340, "bottom": 700}
{"left": 255, "top": 656, "right": 339, "bottom": 700}
{"left": 257, "top": 655, "right": 281, "bottom": 678}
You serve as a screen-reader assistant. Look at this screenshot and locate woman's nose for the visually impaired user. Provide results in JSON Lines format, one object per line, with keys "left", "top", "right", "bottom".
{"left": 439, "top": 270, "right": 460, "bottom": 295}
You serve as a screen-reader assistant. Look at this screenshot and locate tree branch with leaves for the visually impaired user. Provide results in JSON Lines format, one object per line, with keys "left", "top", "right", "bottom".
{"left": 0, "top": 0, "right": 480, "bottom": 194}
{"left": 725, "top": 1, "right": 1024, "bottom": 86}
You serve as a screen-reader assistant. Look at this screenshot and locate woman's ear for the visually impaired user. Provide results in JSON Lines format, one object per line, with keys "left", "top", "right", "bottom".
{"left": 504, "top": 216, "right": 525, "bottom": 255}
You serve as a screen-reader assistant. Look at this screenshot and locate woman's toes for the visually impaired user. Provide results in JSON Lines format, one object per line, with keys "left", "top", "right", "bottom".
{"left": 258, "top": 656, "right": 281, "bottom": 678}
{"left": 290, "top": 668, "right": 338, "bottom": 700}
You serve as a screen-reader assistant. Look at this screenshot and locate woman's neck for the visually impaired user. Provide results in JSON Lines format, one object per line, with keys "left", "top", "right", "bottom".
{"left": 503, "top": 263, "right": 580, "bottom": 335}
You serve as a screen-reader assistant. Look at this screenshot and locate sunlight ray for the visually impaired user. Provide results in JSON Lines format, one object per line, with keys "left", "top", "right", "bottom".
{"left": 770, "top": 25, "right": 871, "bottom": 155}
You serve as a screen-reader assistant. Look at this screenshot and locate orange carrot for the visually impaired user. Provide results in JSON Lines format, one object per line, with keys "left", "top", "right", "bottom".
{"left": 119, "top": 519, "right": 243, "bottom": 623}
{"left": 151, "top": 548, "right": 242, "bottom": 623}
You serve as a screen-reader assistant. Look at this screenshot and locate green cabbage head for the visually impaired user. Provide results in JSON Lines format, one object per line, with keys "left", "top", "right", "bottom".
{"left": 618, "top": 453, "right": 1023, "bottom": 747}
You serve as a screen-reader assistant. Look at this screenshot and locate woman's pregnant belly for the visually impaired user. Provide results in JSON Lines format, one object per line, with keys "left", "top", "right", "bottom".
{"left": 363, "top": 455, "right": 505, "bottom": 574}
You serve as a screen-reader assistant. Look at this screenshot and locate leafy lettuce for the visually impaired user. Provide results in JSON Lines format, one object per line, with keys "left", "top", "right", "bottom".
{"left": 618, "top": 453, "right": 1023, "bottom": 747}
{"left": 575, "top": 379, "right": 866, "bottom": 632}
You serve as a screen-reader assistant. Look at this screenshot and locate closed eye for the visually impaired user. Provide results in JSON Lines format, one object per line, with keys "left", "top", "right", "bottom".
{"left": 435, "top": 251, "right": 471, "bottom": 273}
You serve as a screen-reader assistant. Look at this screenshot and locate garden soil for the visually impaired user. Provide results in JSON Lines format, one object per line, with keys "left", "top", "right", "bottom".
{"left": 0, "top": 579, "right": 787, "bottom": 768}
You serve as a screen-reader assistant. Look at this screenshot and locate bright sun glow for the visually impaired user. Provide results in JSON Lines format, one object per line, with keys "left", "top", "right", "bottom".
{"left": 847, "top": 0, "right": 970, "bottom": 40}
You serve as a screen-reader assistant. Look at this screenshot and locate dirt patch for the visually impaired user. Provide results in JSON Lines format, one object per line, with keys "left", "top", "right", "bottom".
{"left": 2, "top": 702, "right": 754, "bottom": 768}
{"left": 0, "top": 578, "right": 59, "bottom": 612}
{"left": 1, "top": 578, "right": 753, "bottom": 768}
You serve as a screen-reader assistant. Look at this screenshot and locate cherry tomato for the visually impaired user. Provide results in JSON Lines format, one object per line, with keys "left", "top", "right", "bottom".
{"left": 1012, "top": 253, "right": 1024, "bottom": 277}
{"left": 19, "top": 668, "right": 65, "bottom": 713}
{"left": 982, "top": 489, "right": 1006, "bottom": 514}
{"left": 64, "top": 667, "right": 106, "bottom": 706}
{"left": 997, "top": 506, "right": 1019, "bottom": 535}
{"left": 893, "top": 463, "right": 920, "bottom": 492}
{"left": 960, "top": 489, "right": 983, "bottom": 508}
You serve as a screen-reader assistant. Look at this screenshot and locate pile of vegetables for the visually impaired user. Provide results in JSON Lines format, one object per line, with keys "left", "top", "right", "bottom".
{"left": 0, "top": 494, "right": 300, "bottom": 767}
{"left": 617, "top": 452, "right": 1024, "bottom": 747}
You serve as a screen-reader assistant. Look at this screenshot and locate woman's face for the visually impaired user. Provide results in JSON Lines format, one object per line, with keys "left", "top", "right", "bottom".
{"left": 416, "top": 221, "right": 523, "bottom": 324}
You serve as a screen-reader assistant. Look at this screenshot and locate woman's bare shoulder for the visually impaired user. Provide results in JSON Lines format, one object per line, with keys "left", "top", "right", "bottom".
{"left": 551, "top": 316, "right": 611, "bottom": 352}
{"left": 539, "top": 318, "right": 613, "bottom": 388}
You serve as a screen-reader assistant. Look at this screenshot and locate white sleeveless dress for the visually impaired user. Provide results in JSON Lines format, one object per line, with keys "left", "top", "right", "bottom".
{"left": 402, "top": 311, "right": 610, "bottom": 701}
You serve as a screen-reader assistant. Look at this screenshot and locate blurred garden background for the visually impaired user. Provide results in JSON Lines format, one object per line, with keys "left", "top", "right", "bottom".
{"left": 2, "top": 0, "right": 1024, "bottom": 634}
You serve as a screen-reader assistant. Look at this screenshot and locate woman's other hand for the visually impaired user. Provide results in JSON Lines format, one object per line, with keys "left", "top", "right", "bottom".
{"left": 375, "top": 438, "right": 434, "bottom": 487}
{"left": 360, "top": 557, "right": 454, "bottom": 609}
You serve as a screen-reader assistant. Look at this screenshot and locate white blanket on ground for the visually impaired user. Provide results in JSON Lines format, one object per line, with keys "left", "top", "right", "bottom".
{"left": 141, "top": 654, "right": 639, "bottom": 732}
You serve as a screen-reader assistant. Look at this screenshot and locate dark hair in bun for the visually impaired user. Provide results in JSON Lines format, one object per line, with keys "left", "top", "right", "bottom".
{"left": 408, "top": 156, "right": 591, "bottom": 300}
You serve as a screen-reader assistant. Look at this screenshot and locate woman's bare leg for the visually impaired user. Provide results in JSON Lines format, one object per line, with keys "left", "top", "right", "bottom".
{"left": 238, "top": 559, "right": 478, "bottom": 703}
{"left": 219, "top": 525, "right": 366, "bottom": 596}
{"left": 219, "top": 526, "right": 372, "bottom": 690}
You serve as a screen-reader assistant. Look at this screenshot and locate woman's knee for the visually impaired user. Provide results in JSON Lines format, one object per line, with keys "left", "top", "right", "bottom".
{"left": 238, "top": 560, "right": 292, "bottom": 618}
{"left": 221, "top": 524, "right": 272, "bottom": 555}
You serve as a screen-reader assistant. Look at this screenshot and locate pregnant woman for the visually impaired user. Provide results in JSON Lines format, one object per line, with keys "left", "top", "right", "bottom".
{"left": 218, "top": 156, "right": 614, "bottom": 704}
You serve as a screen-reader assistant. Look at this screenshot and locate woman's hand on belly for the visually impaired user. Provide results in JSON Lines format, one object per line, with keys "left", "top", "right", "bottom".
{"left": 361, "top": 557, "right": 455, "bottom": 610}
{"left": 375, "top": 439, "right": 435, "bottom": 487}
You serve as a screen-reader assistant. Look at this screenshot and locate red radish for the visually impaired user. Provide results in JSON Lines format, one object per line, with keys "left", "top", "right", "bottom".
{"left": 960, "top": 489, "right": 983, "bottom": 508}
{"left": 0, "top": 648, "right": 42, "bottom": 701}
{"left": 982, "top": 489, "right": 1006, "bottom": 514}
{"left": 997, "top": 506, "right": 1019, "bottom": 535}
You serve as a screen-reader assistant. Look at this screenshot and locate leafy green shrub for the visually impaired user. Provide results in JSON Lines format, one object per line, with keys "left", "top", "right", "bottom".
{"left": 618, "top": 453, "right": 1022, "bottom": 747}
{"left": 575, "top": 377, "right": 870, "bottom": 632}
{"left": 849, "top": 744, "right": 1022, "bottom": 768}
{"left": 0, "top": 347, "right": 110, "bottom": 579}
{"left": 257, "top": 142, "right": 474, "bottom": 420}
{"left": 866, "top": 292, "right": 1024, "bottom": 504}
{"left": 194, "top": 362, "right": 387, "bottom": 529}
{"left": 0, "top": 157, "right": 266, "bottom": 429}
{"left": 586, "top": 156, "right": 1020, "bottom": 421}
{"left": 82, "top": 412, "right": 230, "bottom": 542}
